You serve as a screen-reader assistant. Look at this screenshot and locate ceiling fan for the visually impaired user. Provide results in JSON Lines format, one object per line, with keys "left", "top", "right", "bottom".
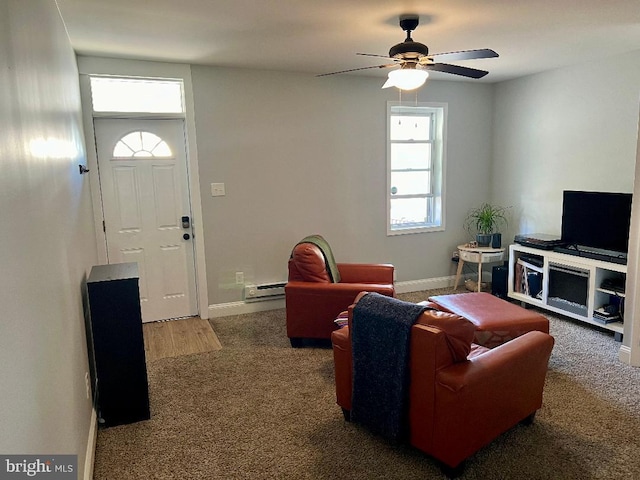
{"left": 318, "top": 14, "right": 499, "bottom": 90}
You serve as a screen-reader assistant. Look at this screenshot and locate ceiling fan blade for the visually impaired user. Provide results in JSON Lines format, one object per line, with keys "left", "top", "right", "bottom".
{"left": 316, "top": 64, "right": 396, "bottom": 77}
{"left": 423, "top": 63, "right": 489, "bottom": 79}
{"left": 428, "top": 49, "right": 499, "bottom": 63}
{"left": 356, "top": 53, "right": 394, "bottom": 59}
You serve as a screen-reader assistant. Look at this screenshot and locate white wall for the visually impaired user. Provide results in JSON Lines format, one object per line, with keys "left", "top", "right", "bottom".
{"left": 190, "top": 67, "right": 495, "bottom": 304}
{"left": 491, "top": 50, "right": 640, "bottom": 239}
{"left": 491, "top": 49, "right": 640, "bottom": 354}
{"left": 0, "top": 0, "right": 97, "bottom": 475}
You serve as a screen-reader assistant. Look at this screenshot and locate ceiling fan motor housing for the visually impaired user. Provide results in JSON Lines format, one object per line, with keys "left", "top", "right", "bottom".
{"left": 390, "top": 15, "right": 428, "bottom": 60}
{"left": 389, "top": 40, "right": 429, "bottom": 60}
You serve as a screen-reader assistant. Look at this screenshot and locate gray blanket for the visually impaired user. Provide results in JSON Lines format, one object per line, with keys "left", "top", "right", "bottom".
{"left": 350, "top": 293, "right": 427, "bottom": 442}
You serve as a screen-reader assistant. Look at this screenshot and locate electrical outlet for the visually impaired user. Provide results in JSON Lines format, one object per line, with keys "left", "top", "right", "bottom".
{"left": 84, "top": 372, "right": 91, "bottom": 400}
{"left": 235, "top": 272, "right": 244, "bottom": 285}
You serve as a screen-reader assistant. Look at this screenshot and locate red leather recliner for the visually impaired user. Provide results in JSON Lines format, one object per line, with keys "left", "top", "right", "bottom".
{"left": 285, "top": 238, "right": 395, "bottom": 347}
{"left": 331, "top": 297, "right": 554, "bottom": 476}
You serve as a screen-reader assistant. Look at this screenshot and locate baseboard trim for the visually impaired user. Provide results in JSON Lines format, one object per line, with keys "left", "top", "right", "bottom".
{"left": 83, "top": 407, "right": 97, "bottom": 480}
{"left": 209, "top": 298, "right": 286, "bottom": 318}
{"left": 207, "top": 276, "right": 455, "bottom": 318}
{"left": 619, "top": 344, "right": 632, "bottom": 365}
{"left": 394, "top": 276, "right": 455, "bottom": 294}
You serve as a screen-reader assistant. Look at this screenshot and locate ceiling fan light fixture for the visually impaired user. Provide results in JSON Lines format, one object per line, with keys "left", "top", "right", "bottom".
{"left": 382, "top": 68, "right": 429, "bottom": 91}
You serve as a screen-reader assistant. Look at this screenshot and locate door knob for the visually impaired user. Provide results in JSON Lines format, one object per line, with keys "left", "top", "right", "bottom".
{"left": 183, "top": 233, "right": 191, "bottom": 240}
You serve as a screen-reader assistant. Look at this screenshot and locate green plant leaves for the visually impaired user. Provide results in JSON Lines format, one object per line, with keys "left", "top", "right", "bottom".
{"left": 464, "top": 203, "right": 510, "bottom": 235}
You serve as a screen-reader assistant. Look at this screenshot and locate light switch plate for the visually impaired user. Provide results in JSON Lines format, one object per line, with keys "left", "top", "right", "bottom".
{"left": 211, "top": 183, "right": 226, "bottom": 197}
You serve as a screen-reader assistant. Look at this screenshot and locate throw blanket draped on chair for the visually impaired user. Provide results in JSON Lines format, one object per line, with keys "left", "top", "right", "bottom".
{"left": 351, "top": 293, "right": 427, "bottom": 442}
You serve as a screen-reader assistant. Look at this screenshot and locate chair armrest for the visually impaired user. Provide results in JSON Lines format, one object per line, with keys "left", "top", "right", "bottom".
{"left": 427, "top": 331, "right": 554, "bottom": 467}
{"left": 285, "top": 281, "right": 394, "bottom": 297}
{"left": 436, "top": 330, "right": 554, "bottom": 393}
{"left": 337, "top": 263, "right": 394, "bottom": 285}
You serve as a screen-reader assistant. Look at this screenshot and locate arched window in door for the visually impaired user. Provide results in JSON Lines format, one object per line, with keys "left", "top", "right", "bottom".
{"left": 113, "top": 131, "right": 172, "bottom": 158}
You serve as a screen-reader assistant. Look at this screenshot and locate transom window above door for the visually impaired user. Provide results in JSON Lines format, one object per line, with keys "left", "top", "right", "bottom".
{"left": 89, "top": 76, "right": 184, "bottom": 114}
{"left": 113, "top": 131, "right": 172, "bottom": 158}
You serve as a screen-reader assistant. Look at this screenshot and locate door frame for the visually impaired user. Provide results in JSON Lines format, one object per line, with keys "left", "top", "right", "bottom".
{"left": 78, "top": 60, "right": 209, "bottom": 319}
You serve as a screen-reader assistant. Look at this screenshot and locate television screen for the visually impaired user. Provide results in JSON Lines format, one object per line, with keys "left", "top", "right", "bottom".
{"left": 561, "top": 191, "right": 632, "bottom": 254}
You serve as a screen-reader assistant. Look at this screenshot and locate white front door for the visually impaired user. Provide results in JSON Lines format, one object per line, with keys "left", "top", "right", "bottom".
{"left": 94, "top": 118, "right": 198, "bottom": 322}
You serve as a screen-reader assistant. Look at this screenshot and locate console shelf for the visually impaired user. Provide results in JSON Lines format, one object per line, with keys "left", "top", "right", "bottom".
{"left": 508, "top": 244, "right": 626, "bottom": 340}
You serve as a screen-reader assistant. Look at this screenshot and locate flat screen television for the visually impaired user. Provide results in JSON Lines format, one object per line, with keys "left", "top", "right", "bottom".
{"left": 560, "top": 190, "right": 632, "bottom": 255}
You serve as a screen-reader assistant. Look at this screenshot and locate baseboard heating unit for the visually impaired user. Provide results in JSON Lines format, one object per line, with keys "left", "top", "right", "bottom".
{"left": 244, "top": 282, "right": 287, "bottom": 302}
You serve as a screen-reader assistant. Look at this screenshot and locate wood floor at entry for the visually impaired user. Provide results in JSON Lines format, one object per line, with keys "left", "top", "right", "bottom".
{"left": 143, "top": 317, "right": 222, "bottom": 361}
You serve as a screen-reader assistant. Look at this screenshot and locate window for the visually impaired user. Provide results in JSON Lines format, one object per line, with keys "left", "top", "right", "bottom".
{"left": 113, "top": 131, "right": 172, "bottom": 158}
{"left": 90, "top": 76, "right": 184, "bottom": 114}
{"left": 387, "top": 102, "right": 447, "bottom": 235}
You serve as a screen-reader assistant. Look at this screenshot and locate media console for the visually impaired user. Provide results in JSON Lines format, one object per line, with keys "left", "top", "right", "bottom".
{"left": 508, "top": 244, "right": 626, "bottom": 341}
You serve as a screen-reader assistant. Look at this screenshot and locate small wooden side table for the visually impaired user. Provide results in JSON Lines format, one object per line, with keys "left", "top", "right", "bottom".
{"left": 454, "top": 244, "right": 506, "bottom": 292}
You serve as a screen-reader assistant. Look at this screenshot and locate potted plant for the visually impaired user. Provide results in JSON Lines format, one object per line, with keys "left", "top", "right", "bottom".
{"left": 464, "top": 203, "right": 510, "bottom": 247}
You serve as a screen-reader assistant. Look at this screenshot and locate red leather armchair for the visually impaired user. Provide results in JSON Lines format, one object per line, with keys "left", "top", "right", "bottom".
{"left": 285, "top": 240, "right": 395, "bottom": 347}
{"left": 331, "top": 299, "right": 554, "bottom": 476}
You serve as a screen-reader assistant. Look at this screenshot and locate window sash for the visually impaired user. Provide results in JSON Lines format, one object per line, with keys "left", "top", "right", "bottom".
{"left": 390, "top": 171, "right": 432, "bottom": 196}
{"left": 387, "top": 102, "right": 446, "bottom": 235}
{"left": 390, "top": 197, "right": 435, "bottom": 229}
{"left": 390, "top": 142, "right": 432, "bottom": 170}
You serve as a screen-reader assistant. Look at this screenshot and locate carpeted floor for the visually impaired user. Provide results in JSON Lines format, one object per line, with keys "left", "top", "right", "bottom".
{"left": 93, "top": 289, "right": 640, "bottom": 479}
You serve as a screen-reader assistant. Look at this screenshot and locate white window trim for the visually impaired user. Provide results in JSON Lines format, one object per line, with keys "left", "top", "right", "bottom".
{"left": 386, "top": 101, "right": 448, "bottom": 236}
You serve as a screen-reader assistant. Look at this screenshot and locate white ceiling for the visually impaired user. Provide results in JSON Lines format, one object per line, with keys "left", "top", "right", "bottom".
{"left": 56, "top": 0, "right": 640, "bottom": 83}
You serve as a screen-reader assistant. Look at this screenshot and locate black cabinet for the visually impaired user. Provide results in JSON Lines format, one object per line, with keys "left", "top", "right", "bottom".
{"left": 87, "top": 263, "right": 150, "bottom": 427}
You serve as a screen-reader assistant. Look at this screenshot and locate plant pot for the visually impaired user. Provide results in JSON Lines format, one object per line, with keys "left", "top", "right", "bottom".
{"left": 491, "top": 233, "right": 502, "bottom": 248}
{"left": 476, "top": 234, "right": 492, "bottom": 247}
